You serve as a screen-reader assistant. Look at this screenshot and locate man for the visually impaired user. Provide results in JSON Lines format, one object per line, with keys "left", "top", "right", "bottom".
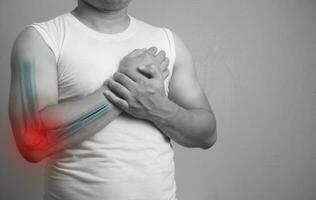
{"left": 8, "top": 0, "right": 217, "bottom": 199}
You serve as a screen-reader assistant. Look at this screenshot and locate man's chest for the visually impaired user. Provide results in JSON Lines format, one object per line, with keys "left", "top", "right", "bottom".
{"left": 57, "top": 37, "right": 170, "bottom": 97}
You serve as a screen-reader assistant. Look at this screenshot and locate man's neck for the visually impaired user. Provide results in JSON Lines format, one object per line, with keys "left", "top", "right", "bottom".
{"left": 71, "top": 0, "right": 130, "bottom": 34}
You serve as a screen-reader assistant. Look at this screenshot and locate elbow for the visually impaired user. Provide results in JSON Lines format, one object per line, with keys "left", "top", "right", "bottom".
{"left": 18, "top": 146, "right": 46, "bottom": 163}
{"left": 201, "top": 115, "right": 217, "bottom": 149}
{"left": 21, "top": 151, "right": 44, "bottom": 163}
{"left": 179, "top": 124, "right": 218, "bottom": 149}
{"left": 182, "top": 129, "right": 217, "bottom": 150}
{"left": 18, "top": 136, "right": 48, "bottom": 163}
{"left": 193, "top": 127, "right": 217, "bottom": 150}
{"left": 200, "top": 129, "right": 217, "bottom": 150}
{"left": 8, "top": 110, "right": 48, "bottom": 163}
{"left": 197, "top": 111, "right": 217, "bottom": 150}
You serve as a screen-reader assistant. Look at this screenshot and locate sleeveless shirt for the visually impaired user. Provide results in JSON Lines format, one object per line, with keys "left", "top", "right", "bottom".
{"left": 26, "top": 12, "right": 177, "bottom": 200}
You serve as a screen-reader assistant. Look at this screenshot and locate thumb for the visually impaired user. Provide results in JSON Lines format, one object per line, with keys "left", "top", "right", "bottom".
{"left": 138, "top": 64, "right": 161, "bottom": 79}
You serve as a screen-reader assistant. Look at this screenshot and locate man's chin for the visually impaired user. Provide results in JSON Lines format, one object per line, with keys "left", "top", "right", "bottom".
{"left": 82, "top": 0, "right": 128, "bottom": 12}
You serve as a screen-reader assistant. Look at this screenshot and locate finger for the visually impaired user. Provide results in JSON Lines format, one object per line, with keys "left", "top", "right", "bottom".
{"left": 159, "top": 57, "right": 169, "bottom": 72}
{"left": 162, "top": 69, "right": 170, "bottom": 80}
{"left": 107, "top": 78, "right": 131, "bottom": 100}
{"left": 128, "top": 48, "right": 147, "bottom": 57}
{"left": 138, "top": 64, "right": 160, "bottom": 79}
{"left": 155, "top": 50, "right": 166, "bottom": 62}
{"left": 138, "top": 65, "right": 153, "bottom": 78}
{"left": 121, "top": 69, "right": 146, "bottom": 82}
{"left": 113, "top": 72, "right": 135, "bottom": 91}
{"left": 147, "top": 46, "right": 158, "bottom": 56}
{"left": 103, "top": 90, "right": 129, "bottom": 111}
{"left": 137, "top": 66, "right": 151, "bottom": 78}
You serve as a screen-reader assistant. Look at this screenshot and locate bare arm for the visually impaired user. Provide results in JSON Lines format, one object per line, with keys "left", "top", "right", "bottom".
{"left": 150, "top": 32, "right": 217, "bottom": 149}
{"left": 8, "top": 27, "right": 170, "bottom": 163}
{"left": 105, "top": 32, "right": 217, "bottom": 149}
{"left": 8, "top": 27, "right": 122, "bottom": 163}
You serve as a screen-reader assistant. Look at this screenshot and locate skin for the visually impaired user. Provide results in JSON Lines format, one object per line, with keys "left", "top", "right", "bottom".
{"left": 19, "top": 59, "right": 111, "bottom": 144}
{"left": 9, "top": 29, "right": 168, "bottom": 162}
{"left": 105, "top": 32, "right": 217, "bottom": 148}
{"left": 80, "top": 0, "right": 132, "bottom": 12}
{"left": 8, "top": 0, "right": 216, "bottom": 163}
{"left": 72, "top": 0, "right": 132, "bottom": 34}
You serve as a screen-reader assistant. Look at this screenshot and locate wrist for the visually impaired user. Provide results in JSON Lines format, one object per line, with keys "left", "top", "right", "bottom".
{"left": 149, "top": 96, "right": 180, "bottom": 126}
{"left": 99, "top": 83, "right": 123, "bottom": 114}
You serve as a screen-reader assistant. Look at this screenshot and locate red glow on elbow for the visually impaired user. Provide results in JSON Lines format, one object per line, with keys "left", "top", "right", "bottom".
{"left": 24, "top": 125, "right": 48, "bottom": 150}
{"left": 8, "top": 113, "right": 59, "bottom": 163}
{"left": 21, "top": 116, "right": 59, "bottom": 161}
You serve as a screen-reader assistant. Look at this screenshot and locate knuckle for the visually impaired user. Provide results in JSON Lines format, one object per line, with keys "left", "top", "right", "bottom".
{"left": 159, "top": 50, "right": 166, "bottom": 57}
{"left": 108, "top": 79, "right": 114, "bottom": 87}
{"left": 118, "top": 60, "right": 130, "bottom": 72}
{"left": 113, "top": 72, "right": 123, "bottom": 81}
{"left": 113, "top": 72, "right": 119, "bottom": 78}
{"left": 161, "top": 61, "right": 168, "bottom": 68}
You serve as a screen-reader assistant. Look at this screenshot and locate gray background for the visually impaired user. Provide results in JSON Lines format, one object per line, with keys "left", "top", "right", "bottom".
{"left": 1, "top": 0, "right": 315, "bottom": 200}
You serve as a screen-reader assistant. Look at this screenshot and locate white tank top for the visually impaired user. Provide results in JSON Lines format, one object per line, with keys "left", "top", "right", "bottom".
{"left": 26, "top": 12, "right": 177, "bottom": 200}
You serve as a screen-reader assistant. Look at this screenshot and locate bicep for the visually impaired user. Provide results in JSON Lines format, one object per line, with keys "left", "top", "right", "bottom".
{"left": 9, "top": 26, "right": 58, "bottom": 131}
{"left": 168, "top": 32, "right": 211, "bottom": 111}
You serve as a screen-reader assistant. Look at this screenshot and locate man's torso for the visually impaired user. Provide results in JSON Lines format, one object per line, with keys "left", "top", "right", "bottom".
{"left": 28, "top": 12, "right": 177, "bottom": 200}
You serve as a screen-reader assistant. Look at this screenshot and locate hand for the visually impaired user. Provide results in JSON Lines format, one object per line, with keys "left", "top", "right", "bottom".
{"left": 117, "top": 47, "right": 170, "bottom": 81}
{"left": 104, "top": 61, "right": 169, "bottom": 121}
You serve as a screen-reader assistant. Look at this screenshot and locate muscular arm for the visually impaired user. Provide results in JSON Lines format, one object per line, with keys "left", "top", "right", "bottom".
{"left": 151, "top": 32, "right": 217, "bottom": 149}
{"left": 105, "top": 32, "right": 217, "bottom": 149}
{"left": 8, "top": 27, "right": 121, "bottom": 163}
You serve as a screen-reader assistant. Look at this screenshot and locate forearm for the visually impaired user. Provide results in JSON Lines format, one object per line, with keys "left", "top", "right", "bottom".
{"left": 150, "top": 98, "right": 217, "bottom": 149}
{"left": 40, "top": 85, "right": 118, "bottom": 130}
{"left": 34, "top": 102, "right": 121, "bottom": 162}
{"left": 37, "top": 85, "right": 121, "bottom": 156}
{"left": 15, "top": 84, "right": 122, "bottom": 162}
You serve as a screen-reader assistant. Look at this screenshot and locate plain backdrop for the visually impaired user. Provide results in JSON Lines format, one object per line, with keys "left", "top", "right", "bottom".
{"left": 1, "top": 0, "right": 315, "bottom": 200}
